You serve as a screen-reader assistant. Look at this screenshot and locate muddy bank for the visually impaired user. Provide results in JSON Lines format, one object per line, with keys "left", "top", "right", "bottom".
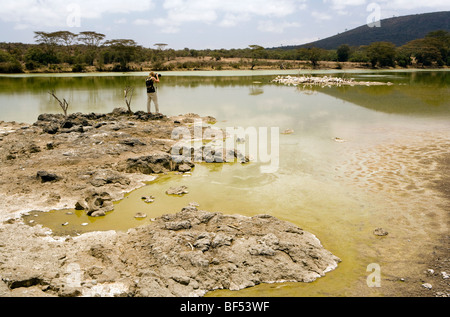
{"left": 0, "top": 110, "right": 340, "bottom": 297}
{"left": 335, "top": 130, "right": 450, "bottom": 298}
{"left": 0, "top": 109, "right": 216, "bottom": 220}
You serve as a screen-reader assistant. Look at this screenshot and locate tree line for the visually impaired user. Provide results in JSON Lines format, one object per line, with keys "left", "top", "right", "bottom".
{"left": 0, "top": 30, "right": 449, "bottom": 73}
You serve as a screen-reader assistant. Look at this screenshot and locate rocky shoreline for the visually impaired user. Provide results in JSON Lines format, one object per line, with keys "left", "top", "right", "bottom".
{"left": 0, "top": 207, "right": 341, "bottom": 297}
{"left": 0, "top": 110, "right": 341, "bottom": 297}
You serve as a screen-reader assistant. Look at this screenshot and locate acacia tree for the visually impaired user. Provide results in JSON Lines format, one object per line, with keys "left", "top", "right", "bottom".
{"left": 153, "top": 43, "right": 169, "bottom": 63}
{"left": 154, "top": 43, "right": 168, "bottom": 51}
{"left": 78, "top": 31, "right": 105, "bottom": 66}
{"left": 78, "top": 31, "right": 105, "bottom": 47}
{"left": 306, "top": 47, "right": 324, "bottom": 67}
{"left": 249, "top": 45, "right": 264, "bottom": 70}
{"left": 34, "top": 31, "right": 59, "bottom": 47}
{"left": 337, "top": 44, "right": 351, "bottom": 62}
{"left": 33, "top": 31, "right": 61, "bottom": 64}
{"left": 424, "top": 30, "right": 450, "bottom": 65}
{"left": 402, "top": 39, "right": 443, "bottom": 66}
{"left": 52, "top": 31, "right": 78, "bottom": 47}
{"left": 52, "top": 31, "right": 78, "bottom": 63}
{"left": 104, "top": 39, "right": 139, "bottom": 71}
{"left": 366, "top": 42, "right": 396, "bottom": 67}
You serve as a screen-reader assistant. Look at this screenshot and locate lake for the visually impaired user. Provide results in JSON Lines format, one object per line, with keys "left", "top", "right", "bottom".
{"left": 2, "top": 69, "right": 450, "bottom": 297}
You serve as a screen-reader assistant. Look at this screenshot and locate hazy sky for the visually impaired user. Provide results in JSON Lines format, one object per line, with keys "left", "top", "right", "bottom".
{"left": 0, "top": 0, "right": 449, "bottom": 49}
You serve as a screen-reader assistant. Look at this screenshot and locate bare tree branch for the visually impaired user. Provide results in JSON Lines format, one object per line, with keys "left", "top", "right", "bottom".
{"left": 48, "top": 90, "right": 69, "bottom": 118}
{"left": 124, "top": 87, "right": 134, "bottom": 114}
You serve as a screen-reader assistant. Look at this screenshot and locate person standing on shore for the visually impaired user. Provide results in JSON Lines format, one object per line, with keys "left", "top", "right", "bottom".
{"left": 146, "top": 72, "right": 160, "bottom": 114}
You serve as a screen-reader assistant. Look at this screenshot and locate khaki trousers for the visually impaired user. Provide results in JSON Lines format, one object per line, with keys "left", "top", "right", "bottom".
{"left": 147, "top": 92, "right": 159, "bottom": 113}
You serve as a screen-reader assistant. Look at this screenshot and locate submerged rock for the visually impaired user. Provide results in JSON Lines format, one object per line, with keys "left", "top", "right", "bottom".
{"left": 75, "top": 190, "right": 114, "bottom": 217}
{"left": 178, "top": 163, "right": 192, "bottom": 173}
{"left": 124, "top": 153, "right": 193, "bottom": 175}
{"left": 373, "top": 228, "right": 389, "bottom": 236}
{"left": 0, "top": 206, "right": 341, "bottom": 297}
{"left": 141, "top": 196, "right": 155, "bottom": 203}
{"left": 166, "top": 186, "right": 189, "bottom": 196}
{"left": 134, "top": 213, "right": 147, "bottom": 219}
{"left": 125, "top": 208, "right": 341, "bottom": 296}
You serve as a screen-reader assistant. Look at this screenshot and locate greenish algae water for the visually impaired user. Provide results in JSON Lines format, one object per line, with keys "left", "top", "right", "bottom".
{"left": 6, "top": 70, "right": 449, "bottom": 297}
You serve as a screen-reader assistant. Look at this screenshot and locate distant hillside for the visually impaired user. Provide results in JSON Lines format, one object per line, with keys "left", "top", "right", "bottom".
{"left": 282, "top": 11, "right": 450, "bottom": 50}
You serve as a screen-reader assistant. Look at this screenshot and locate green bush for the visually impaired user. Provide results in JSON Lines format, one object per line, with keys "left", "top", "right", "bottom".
{"left": 0, "top": 60, "right": 24, "bottom": 73}
{"left": 337, "top": 44, "right": 351, "bottom": 62}
{"left": 72, "top": 64, "right": 85, "bottom": 72}
{"left": 0, "top": 50, "right": 12, "bottom": 63}
{"left": 25, "top": 60, "right": 39, "bottom": 71}
{"left": 25, "top": 47, "right": 59, "bottom": 65}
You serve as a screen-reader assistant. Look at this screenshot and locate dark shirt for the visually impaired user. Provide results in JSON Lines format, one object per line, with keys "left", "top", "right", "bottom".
{"left": 146, "top": 77, "right": 156, "bottom": 93}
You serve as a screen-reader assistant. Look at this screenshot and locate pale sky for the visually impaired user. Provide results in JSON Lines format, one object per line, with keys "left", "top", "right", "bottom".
{"left": 0, "top": 0, "right": 449, "bottom": 49}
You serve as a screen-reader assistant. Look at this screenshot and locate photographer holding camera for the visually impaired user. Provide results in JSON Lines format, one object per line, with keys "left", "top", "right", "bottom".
{"left": 146, "top": 72, "right": 161, "bottom": 114}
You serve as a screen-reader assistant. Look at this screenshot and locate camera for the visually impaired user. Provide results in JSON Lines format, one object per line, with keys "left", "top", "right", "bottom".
{"left": 156, "top": 73, "right": 162, "bottom": 78}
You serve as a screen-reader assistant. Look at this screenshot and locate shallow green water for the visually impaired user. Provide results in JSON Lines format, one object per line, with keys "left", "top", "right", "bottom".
{"left": 4, "top": 69, "right": 450, "bottom": 297}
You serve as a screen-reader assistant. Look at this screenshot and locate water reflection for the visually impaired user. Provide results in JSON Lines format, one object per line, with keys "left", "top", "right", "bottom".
{"left": 0, "top": 71, "right": 449, "bottom": 124}
{"left": 318, "top": 84, "right": 450, "bottom": 116}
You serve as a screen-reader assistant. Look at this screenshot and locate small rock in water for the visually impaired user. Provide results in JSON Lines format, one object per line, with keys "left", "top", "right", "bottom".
{"left": 178, "top": 163, "right": 192, "bottom": 173}
{"left": 134, "top": 213, "right": 147, "bottom": 219}
{"left": 141, "top": 196, "right": 155, "bottom": 203}
{"left": 422, "top": 283, "right": 432, "bottom": 290}
{"left": 166, "top": 186, "right": 189, "bottom": 196}
{"left": 62, "top": 222, "right": 69, "bottom": 226}
{"left": 81, "top": 223, "right": 89, "bottom": 226}
{"left": 373, "top": 228, "right": 388, "bottom": 236}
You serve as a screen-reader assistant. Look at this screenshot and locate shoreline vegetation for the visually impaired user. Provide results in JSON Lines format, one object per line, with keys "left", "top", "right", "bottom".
{"left": 1, "top": 30, "right": 449, "bottom": 74}
{"left": 1, "top": 58, "right": 449, "bottom": 75}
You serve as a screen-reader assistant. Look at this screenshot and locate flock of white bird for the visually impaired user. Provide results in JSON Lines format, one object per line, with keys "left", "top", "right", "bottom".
{"left": 272, "top": 75, "right": 393, "bottom": 88}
